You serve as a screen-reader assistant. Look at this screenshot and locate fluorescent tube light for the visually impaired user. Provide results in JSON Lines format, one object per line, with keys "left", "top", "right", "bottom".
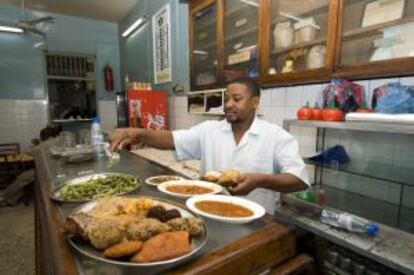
{"left": 122, "top": 16, "right": 147, "bottom": 37}
{"left": 0, "top": 25, "right": 24, "bottom": 33}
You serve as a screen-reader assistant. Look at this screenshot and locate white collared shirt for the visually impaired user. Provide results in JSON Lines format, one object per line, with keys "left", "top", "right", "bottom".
{"left": 172, "top": 117, "right": 309, "bottom": 213}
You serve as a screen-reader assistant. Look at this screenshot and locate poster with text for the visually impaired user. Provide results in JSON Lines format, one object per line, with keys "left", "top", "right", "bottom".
{"left": 152, "top": 4, "right": 172, "bottom": 84}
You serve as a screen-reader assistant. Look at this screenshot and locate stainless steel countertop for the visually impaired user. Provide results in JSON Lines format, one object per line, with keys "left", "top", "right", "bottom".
{"left": 40, "top": 147, "right": 276, "bottom": 275}
{"left": 274, "top": 205, "right": 414, "bottom": 275}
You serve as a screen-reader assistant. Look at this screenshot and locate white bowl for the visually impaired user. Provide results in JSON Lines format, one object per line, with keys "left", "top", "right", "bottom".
{"left": 145, "top": 175, "right": 185, "bottom": 186}
{"left": 186, "top": 194, "right": 266, "bottom": 224}
{"left": 157, "top": 180, "right": 222, "bottom": 199}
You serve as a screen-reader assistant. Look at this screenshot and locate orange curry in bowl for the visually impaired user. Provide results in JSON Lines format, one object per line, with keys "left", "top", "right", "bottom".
{"left": 194, "top": 201, "right": 254, "bottom": 217}
{"left": 166, "top": 185, "right": 214, "bottom": 195}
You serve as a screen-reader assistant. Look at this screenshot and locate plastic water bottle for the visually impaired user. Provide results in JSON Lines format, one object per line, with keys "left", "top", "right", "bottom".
{"left": 320, "top": 209, "right": 378, "bottom": 236}
{"left": 91, "top": 117, "right": 105, "bottom": 157}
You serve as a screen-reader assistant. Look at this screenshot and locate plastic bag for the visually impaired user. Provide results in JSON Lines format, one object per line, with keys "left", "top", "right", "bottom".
{"left": 322, "top": 79, "right": 366, "bottom": 113}
{"left": 373, "top": 82, "right": 414, "bottom": 113}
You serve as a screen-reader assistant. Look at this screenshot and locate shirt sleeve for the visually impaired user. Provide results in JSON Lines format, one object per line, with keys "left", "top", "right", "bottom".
{"left": 172, "top": 123, "right": 205, "bottom": 161}
{"left": 275, "top": 130, "right": 310, "bottom": 186}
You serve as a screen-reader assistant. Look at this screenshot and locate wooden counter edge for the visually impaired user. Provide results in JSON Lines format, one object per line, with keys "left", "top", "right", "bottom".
{"left": 34, "top": 150, "right": 78, "bottom": 275}
{"left": 168, "top": 221, "right": 296, "bottom": 275}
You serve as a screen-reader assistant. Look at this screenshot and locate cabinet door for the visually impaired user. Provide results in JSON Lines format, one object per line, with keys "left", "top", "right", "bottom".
{"left": 260, "top": 0, "right": 338, "bottom": 86}
{"left": 190, "top": 1, "right": 219, "bottom": 89}
{"left": 335, "top": 0, "right": 414, "bottom": 78}
{"left": 222, "top": 0, "right": 260, "bottom": 83}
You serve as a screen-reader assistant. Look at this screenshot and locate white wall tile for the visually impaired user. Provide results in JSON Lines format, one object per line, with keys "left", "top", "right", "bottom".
{"left": 369, "top": 77, "right": 399, "bottom": 91}
{"left": 399, "top": 76, "right": 414, "bottom": 86}
{"left": 271, "top": 87, "right": 286, "bottom": 106}
{"left": 260, "top": 89, "right": 272, "bottom": 107}
{"left": 302, "top": 84, "right": 323, "bottom": 106}
{"left": 0, "top": 99, "right": 47, "bottom": 151}
{"left": 174, "top": 96, "right": 187, "bottom": 108}
{"left": 99, "top": 100, "right": 117, "bottom": 134}
{"left": 285, "top": 86, "right": 303, "bottom": 106}
{"left": 284, "top": 106, "right": 298, "bottom": 119}
{"left": 270, "top": 106, "right": 285, "bottom": 126}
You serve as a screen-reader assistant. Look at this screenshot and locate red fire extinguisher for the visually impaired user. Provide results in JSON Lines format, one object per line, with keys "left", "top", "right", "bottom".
{"left": 103, "top": 63, "right": 114, "bottom": 91}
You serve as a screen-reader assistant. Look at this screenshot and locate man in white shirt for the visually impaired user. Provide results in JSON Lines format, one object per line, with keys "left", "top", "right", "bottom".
{"left": 110, "top": 78, "right": 309, "bottom": 213}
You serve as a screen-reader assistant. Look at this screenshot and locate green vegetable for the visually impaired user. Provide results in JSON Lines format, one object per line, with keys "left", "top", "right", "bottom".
{"left": 60, "top": 174, "right": 139, "bottom": 200}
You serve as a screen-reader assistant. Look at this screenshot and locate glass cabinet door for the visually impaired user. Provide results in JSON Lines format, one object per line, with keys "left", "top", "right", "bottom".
{"left": 191, "top": 2, "right": 218, "bottom": 87}
{"left": 222, "top": 0, "right": 259, "bottom": 82}
{"left": 268, "top": 0, "right": 330, "bottom": 75}
{"left": 339, "top": 0, "right": 414, "bottom": 66}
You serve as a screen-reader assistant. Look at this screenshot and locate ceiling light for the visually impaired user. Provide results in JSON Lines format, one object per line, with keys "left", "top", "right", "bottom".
{"left": 0, "top": 25, "right": 24, "bottom": 33}
{"left": 122, "top": 16, "right": 147, "bottom": 37}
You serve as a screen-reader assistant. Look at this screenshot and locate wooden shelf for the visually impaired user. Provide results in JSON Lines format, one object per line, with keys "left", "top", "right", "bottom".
{"left": 271, "top": 37, "right": 327, "bottom": 55}
{"left": 342, "top": 15, "right": 414, "bottom": 41}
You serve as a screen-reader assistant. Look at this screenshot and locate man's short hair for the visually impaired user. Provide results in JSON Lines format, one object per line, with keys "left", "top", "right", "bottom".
{"left": 227, "top": 77, "right": 260, "bottom": 97}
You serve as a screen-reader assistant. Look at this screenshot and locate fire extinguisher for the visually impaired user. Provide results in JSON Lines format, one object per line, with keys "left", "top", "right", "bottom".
{"left": 103, "top": 63, "right": 114, "bottom": 91}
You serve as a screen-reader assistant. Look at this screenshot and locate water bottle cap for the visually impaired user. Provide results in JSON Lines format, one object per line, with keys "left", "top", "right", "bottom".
{"left": 92, "top": 117, "right": 100, "bottom": 123}
{"left": 366, "top": 224, "right": 379, "bottom": 236}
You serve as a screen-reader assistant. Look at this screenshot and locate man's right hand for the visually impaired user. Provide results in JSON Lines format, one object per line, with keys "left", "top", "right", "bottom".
{"left": 109, "top": 128, "right": 141, "bottom": 152}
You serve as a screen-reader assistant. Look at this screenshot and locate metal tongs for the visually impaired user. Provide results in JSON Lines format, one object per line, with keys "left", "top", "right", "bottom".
{"left": 104, "top": 143, "right": 120, "bottom": 167}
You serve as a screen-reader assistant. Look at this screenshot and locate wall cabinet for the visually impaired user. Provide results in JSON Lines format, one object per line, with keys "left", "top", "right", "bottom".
{"left": 189, "top": 0, "right": 414, "bottom": 90}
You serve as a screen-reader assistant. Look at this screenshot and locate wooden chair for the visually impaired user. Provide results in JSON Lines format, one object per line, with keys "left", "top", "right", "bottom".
{"left": 0, "top": 143, "right": 21, "bottom": 189}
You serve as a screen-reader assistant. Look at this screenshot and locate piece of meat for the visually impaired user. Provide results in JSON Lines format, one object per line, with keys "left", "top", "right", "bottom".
{"left": 131, "top": 231, "right": 191, "bottom": 263}
{"left": 167, "top": 217, "right": 204, "bottom": 236}
{"left": 103, "top": 241, "right": 143, "bottom": 259}
{"left": 87, "top": 216, "right": 125, "bottom": 249}
{"left": 64, "top": 212, "right": 94, "bottom": 239}
{"left": 126, "top": 218, "right": 171, "bottom": 241}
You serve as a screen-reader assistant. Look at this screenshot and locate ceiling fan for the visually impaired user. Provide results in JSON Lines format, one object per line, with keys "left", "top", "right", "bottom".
{"left": 0, "top": 0, "right": 54, "bottom": 36}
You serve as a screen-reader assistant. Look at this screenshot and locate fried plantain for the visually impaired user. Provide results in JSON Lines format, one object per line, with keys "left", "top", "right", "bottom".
{"left": 103, "top": 241, "right": 143, "bottom": 259}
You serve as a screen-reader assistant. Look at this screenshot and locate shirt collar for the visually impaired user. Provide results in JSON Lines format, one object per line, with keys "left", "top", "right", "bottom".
{"left": 220, "top": 116, "right": 260, "bottom": 135}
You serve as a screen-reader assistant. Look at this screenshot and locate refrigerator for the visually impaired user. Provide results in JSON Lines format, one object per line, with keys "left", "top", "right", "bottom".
{"left": 127, "top": 89, "right": 169, "bottom": 130}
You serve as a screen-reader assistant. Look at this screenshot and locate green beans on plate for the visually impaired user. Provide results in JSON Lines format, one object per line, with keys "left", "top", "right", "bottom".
{"left": 59, "top": 174, "right": 139, "bottom": 201}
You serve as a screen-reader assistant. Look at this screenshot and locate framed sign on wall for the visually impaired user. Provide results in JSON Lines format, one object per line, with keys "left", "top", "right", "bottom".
{"left": 152, "top": 3, "right": 172, "bottom": 84}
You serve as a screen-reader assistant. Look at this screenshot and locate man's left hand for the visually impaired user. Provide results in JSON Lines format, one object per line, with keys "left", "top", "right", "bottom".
{"left": 228, "top": 173, "right": 263, "bottom": 196}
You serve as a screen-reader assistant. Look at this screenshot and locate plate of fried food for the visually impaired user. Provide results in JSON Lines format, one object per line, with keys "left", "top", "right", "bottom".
{"left": 186, "top": 194, "right": 266, "bottom": 224}
{"left": 145, "top": 175, "right": 185, "bottom": 186}
{"left": 50, "top": 173, "right": 141, "bottom": 203}
{"left": 64, "top": 196, "right": 207, "bottom": 268}
{"left": 157, "top": 180, "right": 222, "bottom": 199}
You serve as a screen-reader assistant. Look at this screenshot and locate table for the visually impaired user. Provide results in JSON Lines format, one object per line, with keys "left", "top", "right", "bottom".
{"left": 34, "top": 143, "right": 302, "bottom": 275}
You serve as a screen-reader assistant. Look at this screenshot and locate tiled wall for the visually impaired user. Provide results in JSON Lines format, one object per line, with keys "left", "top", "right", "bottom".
{"left": 168, "top": 76, "right": 414, "bottom": 207}
{"left": 99, "top": 100, "right": 117, "bottom": 134}
{"left": 0, "top": 100, "right": 48, "bottom": 151}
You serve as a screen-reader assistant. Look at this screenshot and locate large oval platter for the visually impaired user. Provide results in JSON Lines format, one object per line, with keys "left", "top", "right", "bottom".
{"left": 50, "top": 172, "right": 141, "bottom": 203}
{"left": 66, "top": 196, "right": 208, "bottom": 268}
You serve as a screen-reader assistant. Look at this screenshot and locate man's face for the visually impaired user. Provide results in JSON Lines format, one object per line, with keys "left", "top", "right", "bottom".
{"left": 224, "top": 83, "right": 259, "bottom": 124}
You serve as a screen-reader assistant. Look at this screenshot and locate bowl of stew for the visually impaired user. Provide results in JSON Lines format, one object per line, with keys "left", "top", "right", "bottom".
{"left": 157, "top": 180, "right": 222, "bottom": 199}
{"left": 186, "top": 195, "right": 266, "bottom": 224}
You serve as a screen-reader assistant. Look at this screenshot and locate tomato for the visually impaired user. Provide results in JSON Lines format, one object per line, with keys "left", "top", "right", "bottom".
{"left": 322, "top": 108, "right": 344, "bottom": 121}
{"left": 297, "top": 103, "right": 313, "bottom": 120}
{"left": 311, "top": 103, "right": 323, "bottom": 120}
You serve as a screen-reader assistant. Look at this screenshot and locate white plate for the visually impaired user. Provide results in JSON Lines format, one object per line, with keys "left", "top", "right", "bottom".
{"left": 145, "top": 175, "right": 185, "bottom": 186}
{"left": 186, "top": 195, "right": 265, "bottom": 224}
{"left": 158, "top": 180, "right": 222, "bottom": 199}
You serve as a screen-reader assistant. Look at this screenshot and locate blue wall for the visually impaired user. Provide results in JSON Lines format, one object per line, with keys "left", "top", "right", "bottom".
{"left": 119, "top": 0, "right": 190, "bottom": 95}
{"left": 0, "top": 4, "right": 121, "bottom": 100}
